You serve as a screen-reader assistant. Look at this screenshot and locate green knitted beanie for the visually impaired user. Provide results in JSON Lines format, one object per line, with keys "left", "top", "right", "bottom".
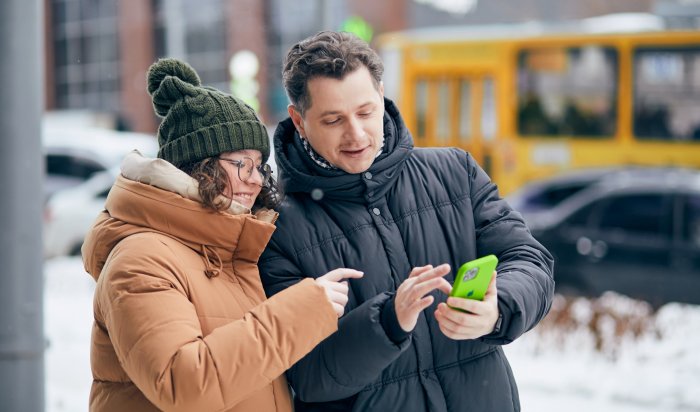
{"left": 146, "top": 58, "right": 270, "bottom": 166}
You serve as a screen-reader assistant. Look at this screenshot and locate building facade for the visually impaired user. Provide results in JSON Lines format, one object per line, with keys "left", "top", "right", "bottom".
{"left": 46, "top": 0, "right": 673, "bottom": 134}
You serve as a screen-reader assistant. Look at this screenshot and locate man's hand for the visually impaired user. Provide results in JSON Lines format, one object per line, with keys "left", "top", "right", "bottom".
{"left": 395, "top": 264, "right": 452, "bottom": 332}
{"left": 316, "top": 268, "right": 364, "bottom": 317}
{"left": 434, "top": 272, "right": 499, "bottom": 340}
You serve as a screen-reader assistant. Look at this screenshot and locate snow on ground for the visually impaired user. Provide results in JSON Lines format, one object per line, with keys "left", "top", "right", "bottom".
{"left": 505, "top": 295, "right": 700, "bottom": 412}
{"left": 45, "top": 257, "right": 700, "bottom": 412}
{"left": 45, "top": 257, "right": 94, "bottom": 412}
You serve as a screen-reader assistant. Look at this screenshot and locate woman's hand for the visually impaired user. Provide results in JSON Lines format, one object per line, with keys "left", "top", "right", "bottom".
{"left": 315, "top": 269, "right": 364, "bottom": 317}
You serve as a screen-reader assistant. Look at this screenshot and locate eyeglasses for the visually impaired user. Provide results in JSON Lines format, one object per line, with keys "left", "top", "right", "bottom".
{"left": 219, "top": 156, "right": 272, "bottom": 186}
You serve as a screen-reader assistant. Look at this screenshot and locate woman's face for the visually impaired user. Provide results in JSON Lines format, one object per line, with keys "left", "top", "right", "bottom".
{"left": 218, "top": 149, "right": 265, "bottom": 209}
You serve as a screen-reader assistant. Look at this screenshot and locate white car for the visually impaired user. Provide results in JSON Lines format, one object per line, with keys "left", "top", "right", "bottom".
{"left": 42, "top": 125, "right": 158, "bottom": 257}
{"left": 43, "top": 125, "right": 158, "bottom": 201}
{"left": 42, "top": 127, "right": 277, "bottom": 258}
{"left": 43, "top": 168, "right": 118, "bottom": 258}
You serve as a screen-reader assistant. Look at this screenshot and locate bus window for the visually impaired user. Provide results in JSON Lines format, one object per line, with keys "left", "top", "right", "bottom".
{"left": 416, "top": 80, "right": 428, "bottom": 140}
{"left": 517, "top": 46, "right": 618, "bottom": 138}
{"left": 436, "top": 80, "right": 450, "bottom": 143}
{"left": 459, "top": 80, "right": 472, "bottom": 141}
{"left": 634, "top": 48, "right": 700, "bottom": 141}
{"left": 481, "top": 78, "right": 497, "bottom": 140}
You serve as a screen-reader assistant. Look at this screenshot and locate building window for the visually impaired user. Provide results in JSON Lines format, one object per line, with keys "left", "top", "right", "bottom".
{"left": 153, "top": 0, "right": 228, "bottom": 92}
{"left": 51, "top": 0, "right": 120, "bottom": 112}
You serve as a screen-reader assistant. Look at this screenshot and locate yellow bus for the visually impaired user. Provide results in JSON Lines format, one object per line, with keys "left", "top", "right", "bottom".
{"left": 376, "top": 15, "right": 700, "bottom": 195}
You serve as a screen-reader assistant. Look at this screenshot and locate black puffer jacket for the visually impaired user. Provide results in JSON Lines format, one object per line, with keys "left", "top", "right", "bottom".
{"left": 260, "top": 99, "right": 554, "bottom": 412}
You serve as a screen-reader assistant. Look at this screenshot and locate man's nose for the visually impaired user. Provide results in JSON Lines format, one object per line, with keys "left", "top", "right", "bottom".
{"left": 344, "top": 116, "right": 365, "bottom": 140}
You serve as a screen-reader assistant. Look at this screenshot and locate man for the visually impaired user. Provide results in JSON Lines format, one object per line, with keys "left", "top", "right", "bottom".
{"left": 260, "top": 31, "right": 554, "bottom": 411}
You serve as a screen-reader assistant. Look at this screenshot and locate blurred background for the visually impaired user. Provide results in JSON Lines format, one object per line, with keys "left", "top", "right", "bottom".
{"left": 6, "top": 0, "right": 700, "bottom": 410}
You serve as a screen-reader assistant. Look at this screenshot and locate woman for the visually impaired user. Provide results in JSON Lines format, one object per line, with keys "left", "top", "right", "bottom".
{"left": 82, "top": 58, "right": 362, "bottom": 412}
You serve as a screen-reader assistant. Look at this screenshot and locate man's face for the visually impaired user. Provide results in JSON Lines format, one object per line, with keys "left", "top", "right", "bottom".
{"left": 288, "top": 67, "right": 384, "bottom": 174}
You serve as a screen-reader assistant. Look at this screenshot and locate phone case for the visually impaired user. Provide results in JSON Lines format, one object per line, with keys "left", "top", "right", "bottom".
{"left": 450, "top": 254, "right": 498, "bottom": 301}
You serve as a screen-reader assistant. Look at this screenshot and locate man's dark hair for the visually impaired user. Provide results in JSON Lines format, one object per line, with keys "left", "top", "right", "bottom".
{"left": 282, "top": 31, "right": 384, "bottom": 116}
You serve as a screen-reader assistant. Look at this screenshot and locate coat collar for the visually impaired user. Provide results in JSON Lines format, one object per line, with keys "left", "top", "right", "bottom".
{"left": 273, "top": 98, "right": 413, "bottom": 202}
{"left": 82, "top": 155, "right": 277, "bottom": 281}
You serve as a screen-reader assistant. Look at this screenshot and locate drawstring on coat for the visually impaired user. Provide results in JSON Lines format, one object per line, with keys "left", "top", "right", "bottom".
{"left": 201, "top": 244, "right": 223, "bottom": 278}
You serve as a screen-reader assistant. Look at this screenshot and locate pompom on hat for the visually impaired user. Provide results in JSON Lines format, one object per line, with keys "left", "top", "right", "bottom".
{"left": 147, "top": 58, "right": 270, "bottom": 166}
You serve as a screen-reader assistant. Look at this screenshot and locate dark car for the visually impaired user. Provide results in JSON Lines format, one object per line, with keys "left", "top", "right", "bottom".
{"left": 526, "top": 168, "right": 700, "bottom": 306}
{"left": 44, "top": 146, "right": 110, "bottom": 202}
{"left": 506, "top": 167, "right": 666, "bottom": 227}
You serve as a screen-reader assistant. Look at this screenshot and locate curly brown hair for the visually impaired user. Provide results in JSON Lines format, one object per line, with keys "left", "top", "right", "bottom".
{"left": 282, "top": 31, "right": 384, "bottom": 116}
{"left": 179, "top": 157, "right": 281, "bottom": 212}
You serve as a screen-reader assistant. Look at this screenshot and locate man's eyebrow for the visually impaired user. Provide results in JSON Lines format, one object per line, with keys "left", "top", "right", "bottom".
{"left": 318, "top": 102, "right": 375, "bottom": 117}
{"left": 318, "top": 109, "right": 341, "bottom": 117}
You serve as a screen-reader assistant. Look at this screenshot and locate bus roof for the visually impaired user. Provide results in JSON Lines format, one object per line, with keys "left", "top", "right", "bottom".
{"left": 377, "top": 13, "right": 670, "bottom": 46}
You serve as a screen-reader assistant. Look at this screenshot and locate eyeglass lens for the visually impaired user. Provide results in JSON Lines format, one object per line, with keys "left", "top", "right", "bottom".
{"left": 235, "top": 157, "right": 270, "bottom": 185}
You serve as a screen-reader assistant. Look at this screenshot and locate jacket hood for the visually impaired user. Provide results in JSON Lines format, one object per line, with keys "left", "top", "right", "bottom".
{"left": 83, "top": 153, "right": 276, "bottom": 281}
{"left": 273, "top": 98, "right": 413, "bottom": 202}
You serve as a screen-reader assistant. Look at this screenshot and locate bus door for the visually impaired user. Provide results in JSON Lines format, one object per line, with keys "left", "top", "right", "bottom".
{"left": 413, "top": 74, "right": 499, "bottom": 176}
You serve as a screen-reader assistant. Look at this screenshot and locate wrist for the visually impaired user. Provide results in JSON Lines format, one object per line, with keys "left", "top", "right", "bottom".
{"left": 380, "top": 295, "right": 411, "bottom": 344}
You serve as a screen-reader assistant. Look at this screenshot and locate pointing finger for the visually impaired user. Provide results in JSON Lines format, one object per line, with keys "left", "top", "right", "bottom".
{"left": 320, "top": 268, "right": 364, "bottom": 282}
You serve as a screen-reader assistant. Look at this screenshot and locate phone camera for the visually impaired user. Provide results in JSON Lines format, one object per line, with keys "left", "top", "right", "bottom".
{"left": 462, "top": 267, "right": 478, "bottom": 282}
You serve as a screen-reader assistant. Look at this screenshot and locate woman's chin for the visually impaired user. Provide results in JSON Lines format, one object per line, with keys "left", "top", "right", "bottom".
{"left": 231, "top": 197, "right": 254, "bottom": 209}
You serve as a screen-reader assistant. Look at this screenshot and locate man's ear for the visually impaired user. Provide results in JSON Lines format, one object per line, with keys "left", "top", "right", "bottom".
{"left": 379, "top": 80, "right": 384, "bottom": 99}
{"left": 288, "top": 105, "right": 306, "bottom": 137}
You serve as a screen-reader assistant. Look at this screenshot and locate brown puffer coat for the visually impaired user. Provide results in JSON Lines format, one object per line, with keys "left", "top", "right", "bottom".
{"left": 82, "top": 173, "right": 337, "bottom": 412}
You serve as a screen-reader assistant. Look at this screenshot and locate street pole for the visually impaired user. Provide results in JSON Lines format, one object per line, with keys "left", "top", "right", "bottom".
{"left": 0, "top": 0, "right": 45, "bottom": 410}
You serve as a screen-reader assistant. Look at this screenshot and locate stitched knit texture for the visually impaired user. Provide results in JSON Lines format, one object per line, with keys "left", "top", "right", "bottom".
{"left": 147, "top": 58, "right": 269, "bottom": 166}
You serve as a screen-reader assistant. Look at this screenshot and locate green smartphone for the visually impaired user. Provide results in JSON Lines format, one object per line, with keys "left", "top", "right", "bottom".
{"left": 450, "top": 254, "right": 498, "bottom": 301}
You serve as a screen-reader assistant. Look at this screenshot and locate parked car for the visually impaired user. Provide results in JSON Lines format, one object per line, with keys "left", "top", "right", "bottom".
{"left": 42, "top": 129, "right": 276, "bottom": 258}
{"left": 506, "top": 166, "right": 662, "bottom": 227}
{"left": 42, "top": 125, "right": 157, "bottom": 256}
{"left": 43, "top": 125, "right": 157, "bottom": 201}
{"left": 527, "top": 168, "right": 700, "bottom": 306}
{"left": 44, "top": 168, "right": 117, "bottom": 258}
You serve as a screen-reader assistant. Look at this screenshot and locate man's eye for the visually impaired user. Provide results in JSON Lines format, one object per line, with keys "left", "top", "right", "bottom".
{"left": 359, "top": 111, "right": 372, "bottom": 117}
{"left": 323, "top": 118, "right": 340, "bottom": 125}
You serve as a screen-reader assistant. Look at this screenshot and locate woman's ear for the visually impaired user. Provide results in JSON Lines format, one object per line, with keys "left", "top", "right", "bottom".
{"left": 288, "top": 105, "right": 306, "bottom": 138}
